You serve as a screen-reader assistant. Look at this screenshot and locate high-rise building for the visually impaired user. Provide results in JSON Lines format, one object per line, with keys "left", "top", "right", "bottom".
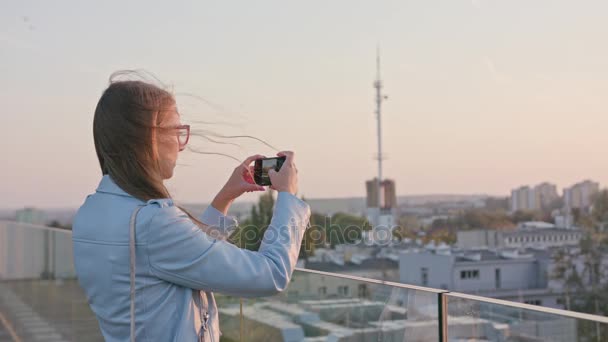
{"left": 382, "top": 179, "right": 397, "bottom": 209}
{"left": 511, "top": 183, "right": 559, "bottom": 212}
{"left": 534, "top": 182, "right": 559, "bottom": 210}
{"left": 564, "top": 180, "right": 600, "bottom": 213}
{"left": 366, "top": 178, "right": 396, "bottom": 209}
{"left": 365, "top": 179, "right": 379, "bottom": 208}
{"left": 510, "top": 186, "right": 535, "bottom": 212}
{"left": 365, "top": 178, "right": 397, "bottom": 228}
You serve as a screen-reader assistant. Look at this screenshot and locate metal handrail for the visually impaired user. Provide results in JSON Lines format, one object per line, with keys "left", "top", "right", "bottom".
{"left": 295, "top": 267, "right": 608, "bottom": 324}
{"left": 0, "top": 220, "right": 71, "bottom": 234}
{"left": 445, "top": 291, "right": 608, "bottom": 324}
{"left": 294, "top": 267, "right": 448, "bottom": 294}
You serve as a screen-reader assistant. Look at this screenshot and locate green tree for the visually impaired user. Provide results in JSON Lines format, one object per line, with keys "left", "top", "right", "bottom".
{"left": 591, "top": 190, "right": 608, "bottom": 233}
{"left": 393, "top": 215, "right": 419, "bottom": 241}
{"left": 229, "top": 190, "right": 274, "bottom": 251}
{"left": 325, "top": 212, "right": 371, "bottom": 247}
{"left": 511, "top": 210, "right": 544, "bottom": 224}
{"left": 298, "top": 197, "right": 323, "bottom": 259}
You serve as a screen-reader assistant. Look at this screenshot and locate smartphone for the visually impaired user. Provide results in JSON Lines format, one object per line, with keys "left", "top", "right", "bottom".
{"left": 254, "top": 156, "right": 286, "bottom": 186}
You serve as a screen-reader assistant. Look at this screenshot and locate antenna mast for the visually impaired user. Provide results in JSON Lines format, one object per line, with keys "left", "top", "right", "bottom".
{"left": 374, "top": 47, "right": 387, "bottom": 212}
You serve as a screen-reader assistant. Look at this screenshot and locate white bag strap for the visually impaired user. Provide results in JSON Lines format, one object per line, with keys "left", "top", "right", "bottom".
{"left": 129, "top": 205, "right": 144, "bottom": 342}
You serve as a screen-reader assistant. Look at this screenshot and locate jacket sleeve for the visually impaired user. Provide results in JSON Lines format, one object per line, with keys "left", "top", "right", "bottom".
{"left": 146, "top": 192, "right": 310, "bottom": 297}
{"left": 199, "top": 205, "right": 238, "bottom": 239}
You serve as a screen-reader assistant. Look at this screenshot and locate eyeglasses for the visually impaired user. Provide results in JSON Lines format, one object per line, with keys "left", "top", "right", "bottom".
{"left": 176, "top": 124, "right": 190, "bottom": 151}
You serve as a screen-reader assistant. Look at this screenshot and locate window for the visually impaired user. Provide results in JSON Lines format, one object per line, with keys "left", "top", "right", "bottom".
{"left": 421, "top": 267, "right": 429, "bottom": 286}
{"left": 495, "top": 268, "right": 501, "bottom": 289}
{"left": 338, "top": 286, "right": 349, "bottom": 296}
{"left": 358, "top": 284, "right": 368, "bottom": 298}
{"left": 460, "top": 270, "right": 480, "bottom": 279}
{"left": 318, "top": 286, "right": 327, "bottom": 296}
{"left": 525, "top": 299, "right": 542, "bottom": 306}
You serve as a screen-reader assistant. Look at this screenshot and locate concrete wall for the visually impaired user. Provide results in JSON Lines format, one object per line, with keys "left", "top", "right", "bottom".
{"left": 457, "top": 230, "right": 500, "bottom": 249}
{"left": 452, "top": 259, "right": 541, "bottom": 292}
{"left": 399, "top": 252, "right": 453, "bottom": 289}
{"left": 399, "top": 251, "right": 548, "bottom": 295}
{"left": 0, "top": 221, "right": 74, "bottom": 280}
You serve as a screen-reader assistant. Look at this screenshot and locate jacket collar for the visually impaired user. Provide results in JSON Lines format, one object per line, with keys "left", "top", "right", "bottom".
{"left": 95, "top": 175, "right": 174, "bottom": 207}
{"left": 96, "top": 174, "right": 133, "bottom": 198}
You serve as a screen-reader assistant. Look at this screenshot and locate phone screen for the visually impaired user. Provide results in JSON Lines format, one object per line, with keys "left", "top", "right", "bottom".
{"left": 261, "top": 158, "right": 277, "bottom": 183}
{"left": 254, "top": 156, "right": 286, "bottom": 186}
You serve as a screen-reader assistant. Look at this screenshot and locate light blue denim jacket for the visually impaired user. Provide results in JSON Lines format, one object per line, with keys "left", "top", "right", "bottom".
{"left": 72, "top": 175, "right": 310, "bottom": 341}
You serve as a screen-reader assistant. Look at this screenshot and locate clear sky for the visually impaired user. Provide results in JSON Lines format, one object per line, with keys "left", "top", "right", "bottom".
{"left": 1, "top": 0, "right": 607, "bottom": 209}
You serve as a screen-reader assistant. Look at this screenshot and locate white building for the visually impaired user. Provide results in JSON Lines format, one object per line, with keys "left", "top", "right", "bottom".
{"left": 564, "top": 180, "right": 600, "bottom": 213}
{"left": 534, "top": 182, "right": 559, "bottom": 210}
{"left": 511, "top": 186, "right": 535, "bottom": 212}
{"left": 510, "top": 183, "right": 559, "bottom": 212}
{"left": 457, "top": 222, "right": 582, "bottom": 250}
{"left": 399, "top": 247, "right": 573, "bottom": 310}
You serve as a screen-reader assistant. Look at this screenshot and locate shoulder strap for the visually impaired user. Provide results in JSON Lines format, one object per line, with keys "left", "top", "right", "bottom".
{"left": 129, "top": 205, "right": 144, "bottom": 342}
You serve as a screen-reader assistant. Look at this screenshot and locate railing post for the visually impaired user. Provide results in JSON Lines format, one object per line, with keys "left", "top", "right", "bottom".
{"left": 438, "top": 292, "right": 447, "bottom": 342}
{"left": 239, "top": 298, "right": 244, "bottom": 342}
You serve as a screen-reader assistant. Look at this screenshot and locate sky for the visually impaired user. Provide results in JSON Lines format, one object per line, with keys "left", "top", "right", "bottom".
{"left": 1, "top": 0, "right": 607, "bottom": 209}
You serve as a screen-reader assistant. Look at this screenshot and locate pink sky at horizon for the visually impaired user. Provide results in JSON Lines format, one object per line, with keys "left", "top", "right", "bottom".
{"left": 1, "top": 0, "right": 607, "bottom": 209}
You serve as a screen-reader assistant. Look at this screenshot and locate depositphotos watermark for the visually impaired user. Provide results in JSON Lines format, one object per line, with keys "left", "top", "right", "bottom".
{"left": 205, "top": 216, "right": 403, "bottom": 250}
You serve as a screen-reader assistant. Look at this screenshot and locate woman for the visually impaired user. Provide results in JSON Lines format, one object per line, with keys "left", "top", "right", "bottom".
{"left": 72, "top": 74, "right": 311, "bottom": 342}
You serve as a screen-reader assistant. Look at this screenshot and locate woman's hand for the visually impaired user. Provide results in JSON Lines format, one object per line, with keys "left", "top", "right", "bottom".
{"left": 268, "top": 151, "right": 298, "bottom": 195}
{"left": 212, "top": 154, "right": 266, "bottom": 214}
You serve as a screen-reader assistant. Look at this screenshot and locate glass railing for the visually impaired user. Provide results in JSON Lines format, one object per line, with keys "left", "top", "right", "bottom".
{"left": 219, "top": 269, "right": 445, "bottom": 342}
{"left": 445, "top": 292, "right": 608, "bottom": 342}
{"left": 2, "top": 222, "right": 608, "bottom": 341}
{"left": 0, "top": 221, "right": 102, "bottom": 341}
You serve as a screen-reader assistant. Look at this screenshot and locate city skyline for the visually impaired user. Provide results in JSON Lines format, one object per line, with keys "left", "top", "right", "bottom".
{"left": 1, "top": 178, "right": 602, "bottom": 212}
{"left": 2, "top": 0, "right": 608, "bottom": 208}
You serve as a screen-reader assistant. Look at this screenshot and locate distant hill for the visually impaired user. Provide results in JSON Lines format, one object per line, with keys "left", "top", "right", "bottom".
{"left": 303, "top": 194, "right": 490, "bottom": 216}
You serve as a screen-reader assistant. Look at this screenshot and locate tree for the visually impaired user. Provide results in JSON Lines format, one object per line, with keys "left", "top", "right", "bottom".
{"left": 591, "top": 190, "right": 608, "bottom": 233}
{"left": 47, "top": 220, "right": 71, "bottom": 230}
{"left": 484, "top": 197, "right": 509, "bottom": 211}
{"left": 552, "top": 190, "right": 608, "bottom": 340}
{"left": 393, "top": 215, "right": 419, "bottom": 241}
{"left": 511, "top": 210, "right": 543, "bottom": 224}
{"left": 325, "top": 212, "right": 371, "bottom": 247}
{"left": 298, "top": 197, "right": 324, "bottom": 259}
{"left": 229, "top": 191, "right": 324, "bottom": 259}
{"left": 229, "top": 190, "right": 274, "bottom": 251}
{"left": 552, "top": 248, "right": 581, "bottom": 310}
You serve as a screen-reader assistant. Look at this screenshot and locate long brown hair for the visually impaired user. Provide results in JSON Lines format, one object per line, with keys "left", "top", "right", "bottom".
{"left": 93, "top": 71, "right": 277, "bottom": 238}
{"left": 93, "top": 72, "right": 174, "bottom": 201}
{"left": 92, "top": 71, "right": 224, "bottom": 234}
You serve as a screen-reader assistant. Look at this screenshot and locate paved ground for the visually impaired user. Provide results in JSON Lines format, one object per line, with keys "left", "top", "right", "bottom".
{"left": 0, "top": 279, "right": 103, "bottom": 342}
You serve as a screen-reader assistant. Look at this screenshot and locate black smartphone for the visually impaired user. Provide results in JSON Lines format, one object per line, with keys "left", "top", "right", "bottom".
{"left": 254, "top": 156, "right": 286, "bottom": 186}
